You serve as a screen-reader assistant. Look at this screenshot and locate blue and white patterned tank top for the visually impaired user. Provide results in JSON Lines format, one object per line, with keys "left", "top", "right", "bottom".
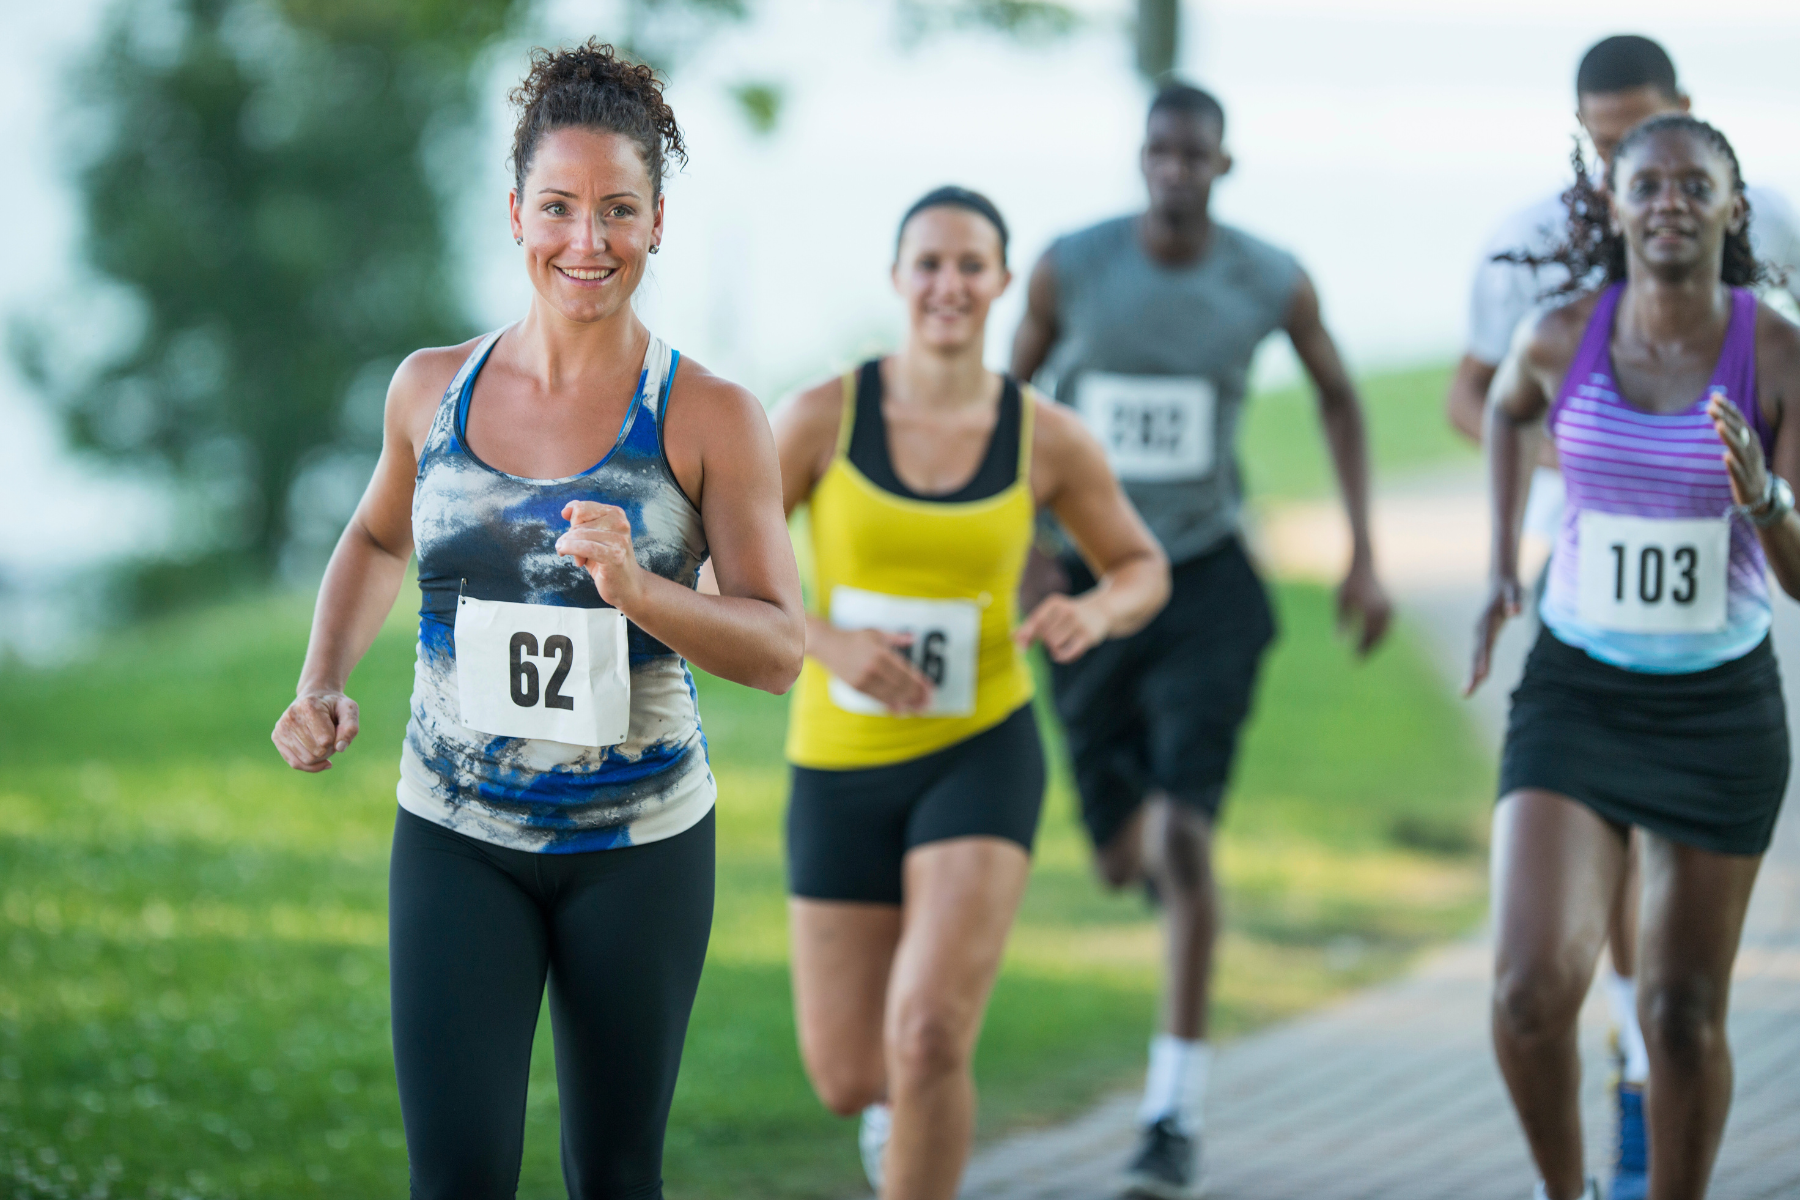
{"left": 398, "top": 328, "right": 715, "bottom": 853}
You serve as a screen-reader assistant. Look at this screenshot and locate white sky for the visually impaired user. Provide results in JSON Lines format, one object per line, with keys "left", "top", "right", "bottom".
{"left": 3, "top": 0, "right": 1799, "bottom": 582}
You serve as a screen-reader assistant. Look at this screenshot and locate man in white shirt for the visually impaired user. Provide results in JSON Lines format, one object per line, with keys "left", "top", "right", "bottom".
{"left": 1445, "top": 34, "right": 1800, "bottom": 1200}
{"left": 1449, "top": 37, "right": 1800, "bottom": 441}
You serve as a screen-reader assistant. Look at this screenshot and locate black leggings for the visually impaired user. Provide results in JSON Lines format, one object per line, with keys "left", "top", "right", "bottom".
{"left": 389, "top": 806, "right": 715, "bottom": 1200}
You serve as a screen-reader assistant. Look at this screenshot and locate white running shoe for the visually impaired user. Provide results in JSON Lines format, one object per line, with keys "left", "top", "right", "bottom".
{"left": 1531, "top": 1180, "right": 1600, "bottom": 1200}
{"left": 858, "top": 1102, "right": 891, "bottom": 1193}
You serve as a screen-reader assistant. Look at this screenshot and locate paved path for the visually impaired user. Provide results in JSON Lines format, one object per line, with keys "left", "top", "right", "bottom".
{"left": 948, "top": 476, "right": 1800, "bottom": 1200}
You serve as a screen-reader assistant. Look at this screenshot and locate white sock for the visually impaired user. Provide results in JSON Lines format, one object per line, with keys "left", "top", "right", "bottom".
{"left": 1604, "top": 970, "right": 1650, "bottom": 1085}
{"left": 1138, "top": 1034, "right": 1211, "bottom": 1132}
{"left": 1533, "top": 1179, "right": 1599, "bottom": 1200}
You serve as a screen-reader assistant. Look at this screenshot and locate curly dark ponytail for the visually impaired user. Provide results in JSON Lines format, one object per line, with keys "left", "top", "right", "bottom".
{"left": 1498, "top": 114, "right": 1773, "bottom": 297}
{"left": 508, "top": 39, "right": 687, "bottom": 198}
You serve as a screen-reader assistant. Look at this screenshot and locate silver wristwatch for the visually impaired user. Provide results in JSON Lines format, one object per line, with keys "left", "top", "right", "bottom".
{"left": 1735, "top": 474, "right": 1795, "bottom": 528}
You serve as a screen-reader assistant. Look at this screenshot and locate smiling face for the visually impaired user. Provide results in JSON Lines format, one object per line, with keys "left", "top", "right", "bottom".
{"left": 1141, "top": 107, "right": 1230, "bottom": 224}
{"left": 509, "top": 127, "right": 664, "bottom": 324}
{"left": 1610, "top": 127, "right": 1744, "bottom": 282}
{"left": 892, "top": 206, "right": 1010, "bottom": 354}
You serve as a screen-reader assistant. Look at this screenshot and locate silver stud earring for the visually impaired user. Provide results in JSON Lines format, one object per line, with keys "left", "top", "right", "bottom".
{"left": 649, "top": 244, "right": 660, "bottom": 254}
{"left": 514, "top": 236, "right": 523, "bottom": 246}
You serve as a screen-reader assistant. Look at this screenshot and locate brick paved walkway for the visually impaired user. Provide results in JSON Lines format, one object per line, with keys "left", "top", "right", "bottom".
{"left": 946, "top": 486, "right": 1800, "bottom": 1200}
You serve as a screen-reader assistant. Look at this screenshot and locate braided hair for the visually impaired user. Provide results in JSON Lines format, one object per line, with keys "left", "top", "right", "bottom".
{"left": 1498, "top": 114, "right": 1773, "bottom": 296}
{"left": 508, "top": 40, "right": 687, "bottom": 198}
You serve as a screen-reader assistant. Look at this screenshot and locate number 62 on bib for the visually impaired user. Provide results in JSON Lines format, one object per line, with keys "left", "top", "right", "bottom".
{"left": 455, "top": 596, "right": 631, "bottom": 746}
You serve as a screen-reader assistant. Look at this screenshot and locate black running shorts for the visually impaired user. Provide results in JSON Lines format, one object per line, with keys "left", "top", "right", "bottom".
{"left": 1500, "top": 626, "right": 1789, "bottom": 856}
{"left": 785, "top": 705, "right": 1046, "bottom": 904}
{"left": 1051, "top": 538, "right": 1276, "bottom": 850}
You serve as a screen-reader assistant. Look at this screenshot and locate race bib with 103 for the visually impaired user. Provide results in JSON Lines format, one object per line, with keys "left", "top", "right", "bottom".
{"left": 827, "top": 586, "right": 981, "bottom": 717}
{"left": 1076, "top": 373, "right": 1216, "bottom": 482}
{"left": 455, "top": 596, "right": 631, "bottom": 746}
{"left": 1576, "top": 512, "right": 1730, "bottom": 634}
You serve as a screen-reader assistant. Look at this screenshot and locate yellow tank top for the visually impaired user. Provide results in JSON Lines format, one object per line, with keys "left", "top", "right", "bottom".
{"left": 786, "top": 363, "right": 1037, "bottom": 769}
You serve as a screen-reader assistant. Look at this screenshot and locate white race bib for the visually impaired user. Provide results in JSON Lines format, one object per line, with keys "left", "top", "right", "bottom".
{"left": 1576, "top": 513, "right": 1729, "bottom": 634}
{"left": 455, "top": 596, "right": 631, "bottom": 746}
{"left": 1076, "top": 373, "right": 1216, "bottom": 482}
{"left": 826, "top": 586, "right": 981, "bottom": 717}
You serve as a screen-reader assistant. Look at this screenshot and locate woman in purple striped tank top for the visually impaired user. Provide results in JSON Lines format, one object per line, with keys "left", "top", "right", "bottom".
{"left": 1468, "top": 115, "right": 1800, "bottom": 1200}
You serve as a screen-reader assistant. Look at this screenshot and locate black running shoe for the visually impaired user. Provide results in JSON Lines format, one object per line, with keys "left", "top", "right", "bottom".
{"left": 1122, "top": 1116, "right": 1199, "bottom": 1199}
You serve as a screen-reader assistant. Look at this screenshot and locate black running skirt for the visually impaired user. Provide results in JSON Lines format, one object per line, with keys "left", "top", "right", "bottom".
{"left": 1499, "top": 627, "right": 1790, "bottom": 856}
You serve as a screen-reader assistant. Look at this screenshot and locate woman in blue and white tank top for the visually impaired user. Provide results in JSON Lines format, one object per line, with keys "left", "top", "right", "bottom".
{"left": 1470, "top": 116, "right": 1800, "bottom": 1200}
{"left": 270, "top": 42, "right": 803, "bottom": 1197}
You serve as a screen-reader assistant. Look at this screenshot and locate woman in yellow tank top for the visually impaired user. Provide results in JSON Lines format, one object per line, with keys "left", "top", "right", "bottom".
{"left": 772, "top": 188, "right": 1170, "bottom": 1200}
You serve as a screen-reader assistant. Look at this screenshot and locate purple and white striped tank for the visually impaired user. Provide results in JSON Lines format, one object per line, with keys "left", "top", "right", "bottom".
{"left": 1540, "top": 283, "right": 1770, "bottom": 673}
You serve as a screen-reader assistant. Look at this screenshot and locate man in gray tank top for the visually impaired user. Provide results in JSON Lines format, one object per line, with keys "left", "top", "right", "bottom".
{"left": 1012, "top": 82, "right": 1390, "bottom": 1196}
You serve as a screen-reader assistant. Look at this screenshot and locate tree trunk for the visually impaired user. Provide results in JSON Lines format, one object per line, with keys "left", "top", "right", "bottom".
{"left": 1136, "top": 0, "right": 1179, "bottom": 81}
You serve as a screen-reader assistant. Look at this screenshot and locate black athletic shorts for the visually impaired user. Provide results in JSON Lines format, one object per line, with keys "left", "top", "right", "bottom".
{"left": 785, "top": 704, "right": 1046, "bottom": 904}
{"left": 1051, "top": 538, "right": 1277, "bottom": 849}
{"left": 1500, "top": 626, "right": 1790, "bottom": 856}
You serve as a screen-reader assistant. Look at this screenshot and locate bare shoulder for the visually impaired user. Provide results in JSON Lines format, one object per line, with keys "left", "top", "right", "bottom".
{"left": 775, "top": 372, "right": 848, "bottom": 425}
{"left": 388, "top": 336, "right": 487, "bottom": 444}
{"left": 1027, "top": 388, "right": 1107, "bottom": 488}
{"left": 1028, "top": 388, "right": 1088, "bottom": 451}
{"left": 1521, "top": 290, "right": 1601, "bottom": 373}
{"left": 666, "top": 353, "right": 767, "bottom": 429}
{"left": 769, "top": 370, "right": 852, "bottom": 451}
{"left": 1754, "top": 300, "right": 1800, "bottom": 375}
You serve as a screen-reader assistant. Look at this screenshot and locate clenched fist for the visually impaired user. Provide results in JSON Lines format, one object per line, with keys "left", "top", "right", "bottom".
{"left": 1015, "top": 593, "right": 1108, "bottom": 663}
{"left": 272, "top": 691, "right": 360, "bottom": 772}
{"left": 556, "top": 501, "right": 646, "bottom": 610}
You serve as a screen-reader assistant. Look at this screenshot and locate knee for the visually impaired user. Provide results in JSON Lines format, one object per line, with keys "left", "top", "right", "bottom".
{"left": 808, "top": 1063, "right": 884, "bottom": 1118}
{"left": 1492, "top": 964, "right": 1586, "bottom": 1045}
{"left": 797, "top": 1042, "right": 884, "bottom": 1117}
{"left": 1095, "top": 850, "right": 1136, "bottom": 891}
{"left": 1641, "top": 978, "right": 1726, "bottom": 1069}
{"left": 1094, "top": 833, "right": 1140, "bottom": 891}
{"left": 408, "top": 1150, "right": 519, "bottom": 1200}
{"left": 1144, "top": 815, "right": 1211, "bottom": 895}
{"left": 887, "top": 1006, "right": 969, "bottom": 1089}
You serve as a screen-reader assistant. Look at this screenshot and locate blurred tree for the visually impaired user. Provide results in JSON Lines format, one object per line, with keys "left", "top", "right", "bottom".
{"left": 13, "top": 0, "right": 1075, "bottom": 610}
{"left": 896, "top": 0, "right": 1078, "bottom": 39}
{"left": 16, "top": 0, "right": 529, "bottom": 604}
{"left": 730, "top": 81, "right": 784, "bottom": 135}
{"left": 1136, "top": 0, "right": 1179, "bottom": 80}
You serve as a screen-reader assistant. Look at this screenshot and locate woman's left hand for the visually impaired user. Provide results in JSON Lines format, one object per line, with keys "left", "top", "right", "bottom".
{"left": 1709, "top": 391, "right": 1771, "bottom": 509}
{"left": 557, "top": 501, "right": 645, "bottom": 610}
{"left": 1016, "top": 593, "right": 1109, "bottom": 663}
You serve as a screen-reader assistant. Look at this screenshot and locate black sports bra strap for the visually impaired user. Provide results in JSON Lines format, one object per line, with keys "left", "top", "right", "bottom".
{"left": 846, "top": 358, "right": 1022, "bottom": 504}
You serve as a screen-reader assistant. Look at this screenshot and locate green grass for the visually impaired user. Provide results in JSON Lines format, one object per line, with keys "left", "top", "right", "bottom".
{"left": 1239, "top": 362, "right": 1478, "bottom": 501}
{"left": 0, "top": 579, "right": 1489, "bottom": 1198}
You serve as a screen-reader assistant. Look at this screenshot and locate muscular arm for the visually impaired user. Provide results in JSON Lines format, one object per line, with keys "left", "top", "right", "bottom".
{"left": 1284, "top": 270, "right": 1391, "bottom": 653}
{"left": 1010, "top": 251, "right": 1060, "bottom": 382}
{"left": 1467, "top": 307, "right": 1573, "bottom": 692}
{"left": 1446, "top": 354, "right": 1499, "bottom": 443}
{"left": 1019, "top": 399, "right": 1169, "bottom": 661}
{"left": 274, "top": 345, "right": 465, "bottom": 770}
{"left": 594, "top": 365, "right": 805, "bottom": 694}
{"left": 1738, "top": 309, "right": 1800, "bottom": 600}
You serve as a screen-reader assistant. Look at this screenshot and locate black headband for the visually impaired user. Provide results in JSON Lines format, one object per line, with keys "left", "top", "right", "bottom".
{"left": 895, "top": 186, "right": 1009, "bottom": 264}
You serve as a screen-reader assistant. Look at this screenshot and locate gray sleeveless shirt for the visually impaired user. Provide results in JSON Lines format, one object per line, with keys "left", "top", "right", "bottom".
{"left": 1043, "top": 216, "right": 1300, "bottom": 566}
